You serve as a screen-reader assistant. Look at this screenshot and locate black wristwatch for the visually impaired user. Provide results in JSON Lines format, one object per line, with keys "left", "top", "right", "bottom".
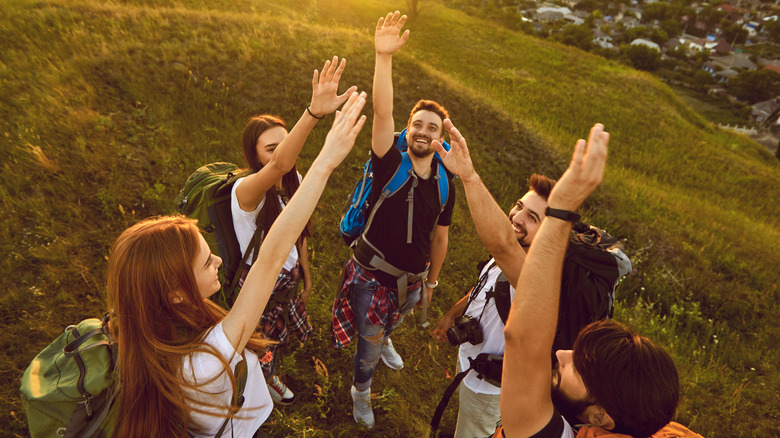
{"left": 544, "top": 207, "right": 581, "bottom": 223}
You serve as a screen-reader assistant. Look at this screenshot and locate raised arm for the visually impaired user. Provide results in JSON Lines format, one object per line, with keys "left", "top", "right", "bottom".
{"left": 222, "top": 91, "right": 368, "bottom": 353}
{"left": 432, "top": 119, "right": 527, "bottom": 286}
{"left": 298, "top": 237, "right": 312, "bottom": 308}
{"left": 372, "top": 11, "right": 409, "bottom": 158}
{"left": 501, "top": 124, "right": 609, "bottom": 437}
{"left": 236, "top": 57, "right": 357, "bottom": 211}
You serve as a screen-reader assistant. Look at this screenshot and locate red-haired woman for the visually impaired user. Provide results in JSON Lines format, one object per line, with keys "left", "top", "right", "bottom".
{"left": 107, "top": 91, "right": 367, "bottom": 437}
{"left": 230, "top": 57, "right": 356, "bottom": 405}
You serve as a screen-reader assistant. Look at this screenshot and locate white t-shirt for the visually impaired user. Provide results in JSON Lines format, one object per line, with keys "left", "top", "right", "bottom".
{"left": 458, "top": 259, "right": 515, "bottom": 395}
{"left": 231, "top": 176, "right": 299, "bottom": 271}
{"left": 182, "top": 322, "right": 272, "bottom": 437}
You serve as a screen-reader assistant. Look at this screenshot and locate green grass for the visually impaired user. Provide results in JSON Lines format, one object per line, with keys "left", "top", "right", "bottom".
{"left": 1, "top": 0, "right": 779, "bottom": 437}
{"left": 669, "top": 85, "right": 751, "bottom": 126}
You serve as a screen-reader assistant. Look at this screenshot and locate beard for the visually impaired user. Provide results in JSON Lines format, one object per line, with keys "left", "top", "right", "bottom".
{"left": 408, "top": 134, "right": 434, "bottom": 158}
{"left": 551, "top": 366, "right": 592, "bottom": 427}
{"left": 509, "top": 217, "right": 528, "bottom": 245}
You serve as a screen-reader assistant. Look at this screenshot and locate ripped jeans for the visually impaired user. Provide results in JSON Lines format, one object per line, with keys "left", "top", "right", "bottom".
{"left": 351, "top": 279, "right": 421, "bottom": 391}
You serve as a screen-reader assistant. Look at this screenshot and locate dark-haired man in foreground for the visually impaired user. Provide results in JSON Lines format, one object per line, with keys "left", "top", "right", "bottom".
{"left": 435, "top": 121, "right": 679, "bottom": 437}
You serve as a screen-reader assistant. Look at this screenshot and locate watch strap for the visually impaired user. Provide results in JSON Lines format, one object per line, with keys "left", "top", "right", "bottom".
{"left": 545, "top": 207, "right": 581, "bottom": 223}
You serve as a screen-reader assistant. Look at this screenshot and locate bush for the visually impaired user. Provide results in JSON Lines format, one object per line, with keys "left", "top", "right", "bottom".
{"left": 554, "top": 24, "right": 593, "bottom": 51}
{"left": 728, "top": 69, "right": 780, "bottom": 104}
{"left": 619, "top": 44, "right": 661, "bottom": 71}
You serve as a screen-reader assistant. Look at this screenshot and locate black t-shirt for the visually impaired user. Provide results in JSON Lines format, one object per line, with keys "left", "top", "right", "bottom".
{"left": 361, "top": 146, "right": 455, "bottom": 274}
{"left": 501, "top": 410, "right": 573, "bottom": 438}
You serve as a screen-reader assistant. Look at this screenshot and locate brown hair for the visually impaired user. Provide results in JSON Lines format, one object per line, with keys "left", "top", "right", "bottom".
{"left": 573, "top": 320, "right": 679, "bottom": 438}
{"left": 528, "top": 174, "right": 555, "bottom": 201}
{"left": 107, "top": 216, "right": 269, "bottom": 437}
{"left": 241, "top": 115, "right": 311, "bottom": 241}
{"left": 406, "top": 100, "right": 450, "bottom": 136}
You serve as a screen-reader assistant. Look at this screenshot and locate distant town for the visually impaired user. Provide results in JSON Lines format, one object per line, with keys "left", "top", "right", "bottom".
{"left": 443, "top": 0, "right": 780, "bottom": 155}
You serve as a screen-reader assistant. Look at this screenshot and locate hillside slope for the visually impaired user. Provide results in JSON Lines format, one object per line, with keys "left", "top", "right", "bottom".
{"left": 1, "top": 1, "right": 778, "bottom": 436}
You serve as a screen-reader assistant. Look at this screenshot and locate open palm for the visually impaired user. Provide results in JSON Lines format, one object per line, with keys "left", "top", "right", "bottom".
{"left": 375, "top": 11, "right": 409, "bottom": 55}
{"left": 309, "top": 56, "right": 357, "bottom": 117}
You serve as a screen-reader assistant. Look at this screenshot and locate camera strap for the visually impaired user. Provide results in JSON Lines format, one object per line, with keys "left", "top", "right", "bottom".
{"left": 461, "top": 259, "right": 498, "bottom": 318}
{"left": 430, "top": 353, "right": 504, "bottom": 435}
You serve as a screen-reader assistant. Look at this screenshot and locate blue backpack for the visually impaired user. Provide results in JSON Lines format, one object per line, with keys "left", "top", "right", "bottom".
{"left": 339, "top": 129, "right": 451, "bottom": 246}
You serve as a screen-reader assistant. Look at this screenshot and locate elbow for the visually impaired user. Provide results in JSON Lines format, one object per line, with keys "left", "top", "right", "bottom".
{"left": 485, "top": 242, "right": 514, "bottom": 263}
{"left": 268, "top": 157, "right": 295, "bottom": 174}
{"left": 503, "top": 322, "right": 520, "bottom": 348}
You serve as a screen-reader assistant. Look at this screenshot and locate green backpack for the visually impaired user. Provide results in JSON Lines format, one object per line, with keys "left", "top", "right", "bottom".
{"left": 20, "top": 314, "right": 118, "bottom": 438}
{"left": 20, "top": 314, "right": 249, "bottom": 438}
{"left": 175, "top": 162, "right": 259, "bottom": 308}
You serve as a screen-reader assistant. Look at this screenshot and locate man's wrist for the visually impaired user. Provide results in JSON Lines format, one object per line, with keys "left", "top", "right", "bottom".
{"left": 425, "top": 280, "right": 438, "bottom": 289}
{"left": 544, "top": 207, "right": 581, "bottom": 223}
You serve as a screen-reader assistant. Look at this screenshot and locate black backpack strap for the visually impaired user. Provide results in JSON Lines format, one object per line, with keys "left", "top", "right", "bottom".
{"left": 213, "top": 351, "right": 248, "bottom": 438}
{"left": 223, "top": 228, "right": 263, "bottom": 302}
{"left": 430, "top": 366, "right": 472, "bottom": 436}
{"left": 430, "top": 353, "right": 504, "bottom": 435}
{"left": 492, "top": 273, "right": 512, "bottom": 325}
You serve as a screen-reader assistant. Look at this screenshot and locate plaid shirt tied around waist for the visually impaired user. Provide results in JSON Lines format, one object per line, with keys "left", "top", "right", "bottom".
{"left": 330, "top": 258, "right": 421, "bottom": 349}
{"left": 238, "top": 262, "right": 312, "bottom": 345}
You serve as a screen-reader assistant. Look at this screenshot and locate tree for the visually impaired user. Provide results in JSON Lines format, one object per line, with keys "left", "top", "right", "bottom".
{"left": 650, "top": 27, "right": 670, "bottom": 45}
{"left": 573, "top": 0, "right": 599, "bottom": 12}
{"left": 644, "top": 2, "right": 669, "bottom": 22}
{"left": 623, "top": 25, "right": 650, "bottom": 44}
{"left": 728, "top": 69, "right": 780, "bottom": 104}
{"left": 722, "top": 22, "right": 748, "bottom": 45}
{"left": 660, "top": 19, "right": 681, "bottom": 38}
{"left": 554, "top": 24, "right": 594, "bottom": 52}
{"left": 620, "top": 44, "right": 661, "bottom": 71}
{"left": 406, "top": 0, "right": 427, "bottom": 22}
{"left": 691, "top": 69, "right": 716, "bottom": 92}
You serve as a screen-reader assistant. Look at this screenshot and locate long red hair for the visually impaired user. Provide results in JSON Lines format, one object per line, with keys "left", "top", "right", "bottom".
{"left": 106, "top": 215, "right": 268, "bottom": 437}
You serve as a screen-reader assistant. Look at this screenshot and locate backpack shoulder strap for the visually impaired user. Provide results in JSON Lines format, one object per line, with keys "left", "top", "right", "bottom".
{"left": 434, "top": 161, "right": 450, "bottom": 212}
{"left": 213, "top": 352, "right": 248, "bottom": 438}
{"left": 382, "top": 151, "right": 413, "bottom": 199}
{"left": 493, "top": 272, "right": 512, "bottom": 325}
{"left": 430, "top": 353, "right": 503, "bottom": 436}
{"left": 430, "top": 365, "right": 471, "bottom": 435}
{"left": 361, "top": 152, "right": 414, "bottom": 239}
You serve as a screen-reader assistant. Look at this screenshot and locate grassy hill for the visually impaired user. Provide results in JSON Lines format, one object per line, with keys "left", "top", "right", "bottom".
{"left": 1, "top": 0, "right": 778, "bottom": 436}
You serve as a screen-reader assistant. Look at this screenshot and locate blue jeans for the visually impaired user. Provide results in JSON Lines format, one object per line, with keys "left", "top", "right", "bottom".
{"left": 351, "top": 279, "right": 421, "bottom": 390}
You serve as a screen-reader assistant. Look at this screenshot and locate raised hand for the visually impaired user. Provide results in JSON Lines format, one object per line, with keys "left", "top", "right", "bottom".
{"left": 432, "top": 119, "right": 480, "bottom": 181}
{"left": 309, "top": 56, "right": 358, "bottom": 118}
{"left": 314, "top": 91, "right": 368, "bottom": 171}
{"left": 547, "top": 123, "right": 609, "bottom": 211}
{"left": 375, "top": 11, "right": 410, "bottom": 55}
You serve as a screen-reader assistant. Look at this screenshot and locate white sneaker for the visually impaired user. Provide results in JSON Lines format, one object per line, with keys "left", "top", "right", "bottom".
{"left": 351, "top": 385, "right": 375, "bottom": 428}
{"left": 267, "top": 375, "right": 295, "bottom": 406}
{"left": 380, "top": 338, "right": 404, "bottom": 370}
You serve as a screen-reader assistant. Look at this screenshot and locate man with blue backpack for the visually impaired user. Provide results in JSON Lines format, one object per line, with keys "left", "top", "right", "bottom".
{"left": 330, "top": 11, "right": 455, "bottom": 429}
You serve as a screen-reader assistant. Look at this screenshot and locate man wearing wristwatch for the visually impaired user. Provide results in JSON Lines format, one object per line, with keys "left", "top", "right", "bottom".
{"left": 430, "top": 122, "right": 631, "bottom": 438}
{"left": 330, "top": 11, "right": 455, "bottom": 429}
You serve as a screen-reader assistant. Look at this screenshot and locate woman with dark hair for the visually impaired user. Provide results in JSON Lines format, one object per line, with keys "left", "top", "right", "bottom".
{"left": 231, "top": 57, "right": 356, "bottom": 405}
{"left": 108, "top": 91, "right": 366, "bottom": 437}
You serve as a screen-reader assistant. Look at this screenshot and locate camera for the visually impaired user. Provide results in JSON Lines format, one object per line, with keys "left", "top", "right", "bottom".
{"left": 446, "top": 315, "right": 484, "bottom": 346}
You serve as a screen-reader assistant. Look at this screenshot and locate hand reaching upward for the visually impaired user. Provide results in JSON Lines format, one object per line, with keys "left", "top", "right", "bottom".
{"left": 375, "top": 11, "right": 410, "bottom": 56}
{"left": 432, "top": 118, "right": 480, "bottom": 181}
{"left": 548, "top": 123, "right": 609, "bottom": 212}
{"left": 309, "top": 56, "right": 358, "bottom": 118}
{"left": 314, "top": 91, "right": 368, "bottom": 172}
